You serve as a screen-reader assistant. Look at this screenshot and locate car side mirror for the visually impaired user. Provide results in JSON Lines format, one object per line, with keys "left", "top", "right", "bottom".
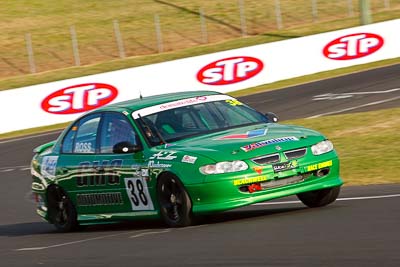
{"left": 265, "top": 112, "right": 279, "bottom": 123}
{"left": 113, "top": 141, "right": 142, "bottom": 154}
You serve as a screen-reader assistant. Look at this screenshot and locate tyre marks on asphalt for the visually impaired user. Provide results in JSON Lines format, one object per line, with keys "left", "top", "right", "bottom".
{"left": 308, "top": 95, "right": 400, "bottom": 118}
{"left": 129, "top": 229, "right": 170, "bottom": 238}
{"left": 312, "top": 87, "right": 400, "bottom": 101}
{"left": 15, "top": 225, "right": 207, "bottom": 252}
{"left": 15, "top": 230, "right": 156, "bottom": 251}
{"left": 252, "top": 193, "right": 400, "bottom": 206}
{"left": 0, "top": 166, "right": 30, "bottom": 173}
{"left": 308, "top": 87, "right": 400, "bottom": 118}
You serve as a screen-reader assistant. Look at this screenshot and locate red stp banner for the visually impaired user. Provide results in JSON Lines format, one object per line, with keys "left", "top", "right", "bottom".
{"left": 41, "top": 83, "right": 118, "bottom": 114}
{"left": 197, "top": 56, "right": 263, "bottom": 85}
{"left": 323, "top": 33, "right": 384, "bottom": 60}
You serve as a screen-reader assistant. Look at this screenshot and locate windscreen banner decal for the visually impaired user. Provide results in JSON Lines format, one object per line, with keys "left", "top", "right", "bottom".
{"left": 132, "top": 94, "right": 234, "bottom": 119}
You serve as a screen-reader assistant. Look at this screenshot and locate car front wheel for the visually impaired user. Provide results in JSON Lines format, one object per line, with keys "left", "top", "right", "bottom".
{"left": 297, "top": 186, "right": 341, "bottom": 208}
{"left": 157, "top": 175, "right": 193, "bottom": 227}
{"left": 47, "top": 185, "right": 79, "bottom": 232}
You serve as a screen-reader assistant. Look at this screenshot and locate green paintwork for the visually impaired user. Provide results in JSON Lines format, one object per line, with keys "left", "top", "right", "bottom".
{"left": 31, "top": 91, "right": 343, "bottom": 226}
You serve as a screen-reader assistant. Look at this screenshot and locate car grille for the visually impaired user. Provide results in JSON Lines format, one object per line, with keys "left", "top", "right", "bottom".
{"left": 251, "top": 148, "right": 307, "bottom": 165}
{"left": 260, "top": 174, "right": 306, "bottom": 189}
{"left": 252, "top": 153, "right": 280, "bottom": 165}
{"left": 284, "top": 148, "right": 306, "bottom": 160}
{"left": 238, "top": 173, "right": 312, "bottom": 192}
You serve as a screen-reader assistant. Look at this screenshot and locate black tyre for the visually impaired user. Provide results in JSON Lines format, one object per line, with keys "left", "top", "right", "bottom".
{"left": 297, "top": 186, "right": 341, "bottom": 208}
{"left": 47, "top": 185, "right": 79, "bottom": 232}
{"left": 157, "top": 175, "right": 193, "bottom": 227}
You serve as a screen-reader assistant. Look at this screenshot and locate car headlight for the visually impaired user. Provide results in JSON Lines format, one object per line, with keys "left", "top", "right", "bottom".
{"left": 311, "top": 140, "right": 333, "bottom": 155}
{"left": 199, "top": 160, "right": 248, "bottom": 175}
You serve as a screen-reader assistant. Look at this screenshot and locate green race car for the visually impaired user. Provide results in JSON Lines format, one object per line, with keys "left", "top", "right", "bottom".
{"left": 31, "top": 91, "right": 343, "bottom": 231}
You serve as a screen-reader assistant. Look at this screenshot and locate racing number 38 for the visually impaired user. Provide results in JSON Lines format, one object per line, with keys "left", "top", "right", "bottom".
{"left": 124, "top": 177, "right": 154, "bottom": 210}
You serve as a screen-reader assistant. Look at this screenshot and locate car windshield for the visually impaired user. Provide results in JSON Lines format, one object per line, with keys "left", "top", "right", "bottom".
{"left": 134, "top": 98, "right": 269, "bottom": 146}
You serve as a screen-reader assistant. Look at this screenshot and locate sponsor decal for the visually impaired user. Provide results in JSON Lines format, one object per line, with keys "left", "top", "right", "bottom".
{"left": 306, "top": 160, "right": 333, "bottom": 172}
{"left": 132, "top": 94, "right": 234, "bottom": 119}
{"left": 272, "top": 160, "right": 298, "bottom": 173}
{"left": 323, "top": 33, "right": 384, "bottom": 60}
{"left": 225, "top": 99, "right": 243, "bottom": 106}
{"left": 182, "top": 155, "right": 197, "bottom": 164}
{"left": 241, "top": 136, "right": 299, "bottom": 152}
{"left": 40, "top": 156, "right": 58, "bottom": 178}
{"left": 233, "top": 175, "right": 268, "bottom": 186}
{"left": 74, "top": 142, "right": 93, "bottom": 153}
{"left": 218, "top": 128, "right": 268, "bottom": 140}
{"left": 197, "top": 56, "right": 263, "bottom": 85}
{"left": 77, "top": 192, "right": 124, "bottom": 206}
{"left": 124, "top": 177, "right": 154, "bottom": 211}
{"left": 41, "top": 83, "right": 118, "bottom": 114}
{"left": 150, "top": 151, "right": 177, "bottom": 160}
{"left": 148, "top": 161, "right": 172, "bottom": 168}
{"left": 253, "top": 166, "right": 263, "bottom": 174}
{"left": 77, "top": 160, "right": 122, "bottom": 187}
{"left": 159, "top": 96, "right": 207, "bottom": 110}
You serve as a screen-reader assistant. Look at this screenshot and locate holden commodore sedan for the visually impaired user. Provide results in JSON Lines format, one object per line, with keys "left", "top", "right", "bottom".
{"left": 31, "top": 91, "right": 343, "bottom": 231}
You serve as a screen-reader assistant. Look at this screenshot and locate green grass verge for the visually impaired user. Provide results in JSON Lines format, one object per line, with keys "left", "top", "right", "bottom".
{"left": 284, "top": 107, "right": 400, "bottom": 186}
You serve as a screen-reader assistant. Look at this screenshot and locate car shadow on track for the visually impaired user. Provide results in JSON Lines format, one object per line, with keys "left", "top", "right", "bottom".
{"left": 198, "top": 206, "right": 308, "bottom": 225}
{"left": 0, "top": 206, "right": 311, "bottom": 236}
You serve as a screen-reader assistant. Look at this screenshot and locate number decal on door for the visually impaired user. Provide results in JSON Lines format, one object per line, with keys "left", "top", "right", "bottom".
{"left": 124, "top": 177, "right": 154, "bottom": 210}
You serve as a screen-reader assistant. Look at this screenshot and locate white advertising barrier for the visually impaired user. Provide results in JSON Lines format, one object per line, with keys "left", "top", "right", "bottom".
{"left": 1, "top": 19, "right": 399, "bottom": 134}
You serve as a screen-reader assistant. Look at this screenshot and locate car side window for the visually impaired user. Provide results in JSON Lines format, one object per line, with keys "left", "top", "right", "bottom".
{"left": 74, "top": 114, "right": 101, "bottom": 154}
{"left": 62, "top": 123, "right": 78, "bottom": 153}
{"left": 62, "top": 114, "right": 101, "bottom": 154}
{"left": 99, "top": 113, "right": 138, "bottom": 154}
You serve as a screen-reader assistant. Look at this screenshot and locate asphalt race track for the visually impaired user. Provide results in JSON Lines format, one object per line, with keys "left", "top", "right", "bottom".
{"left": 0, "top": 64, "right": 399, "bottom": 266}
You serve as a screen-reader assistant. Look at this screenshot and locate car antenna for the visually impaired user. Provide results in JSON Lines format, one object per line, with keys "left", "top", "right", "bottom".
{"left": 139, "top": 89, "right": 143, "bottom": 100}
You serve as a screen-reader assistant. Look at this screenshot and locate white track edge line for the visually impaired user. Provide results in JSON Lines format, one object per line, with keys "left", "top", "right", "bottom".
{"left": 252, "top": 194, "right": 400, "bottom": 206}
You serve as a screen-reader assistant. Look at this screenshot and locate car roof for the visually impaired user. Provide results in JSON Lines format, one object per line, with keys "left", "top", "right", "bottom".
{"left": 97, "top": 90, "right": 223, "bottom": 112}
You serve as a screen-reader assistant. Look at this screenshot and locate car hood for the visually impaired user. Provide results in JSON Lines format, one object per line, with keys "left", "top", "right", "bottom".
{"left": 165, "top": 123, "right": 325, "bottom": 162}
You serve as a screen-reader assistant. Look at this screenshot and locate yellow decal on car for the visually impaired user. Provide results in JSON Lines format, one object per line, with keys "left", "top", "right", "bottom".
{"left": 233, "top": 176, "right": 267, "bottom": 186}
{"left": 307, "top": 160, "right": 333, "bottom": 172}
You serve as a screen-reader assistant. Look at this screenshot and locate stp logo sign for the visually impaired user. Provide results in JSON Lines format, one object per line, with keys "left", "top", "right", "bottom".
{"left": 42, "top": 83, "right": 118, "bottom": 114}
{"left": 197, "top": 56, "right": 263, "bottom": 85}
{"left": 323, "top": 33, "right": 384, "bottom": 60}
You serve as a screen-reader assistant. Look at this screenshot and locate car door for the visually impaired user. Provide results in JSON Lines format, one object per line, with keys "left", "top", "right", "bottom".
{"left": 92, "top": 112, "right": 155, "bottom": 215}
{"left": 55, "top": 113, "right": 101, "bottom": 209}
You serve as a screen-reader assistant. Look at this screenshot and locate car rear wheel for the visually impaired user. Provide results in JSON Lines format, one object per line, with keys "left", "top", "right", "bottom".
{"left": 157, "top": 175, "right": 193, "bottom": 227}
{"left": 297, "top": 186, "right": 341, "bottom": 208}
{"left": 47, "top": 185, "right": 79, "bottom": 232}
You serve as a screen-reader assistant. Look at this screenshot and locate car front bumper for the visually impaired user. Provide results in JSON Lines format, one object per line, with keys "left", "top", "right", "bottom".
{"left": 187, "top": 156, "right": 343, "bottom": 214}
